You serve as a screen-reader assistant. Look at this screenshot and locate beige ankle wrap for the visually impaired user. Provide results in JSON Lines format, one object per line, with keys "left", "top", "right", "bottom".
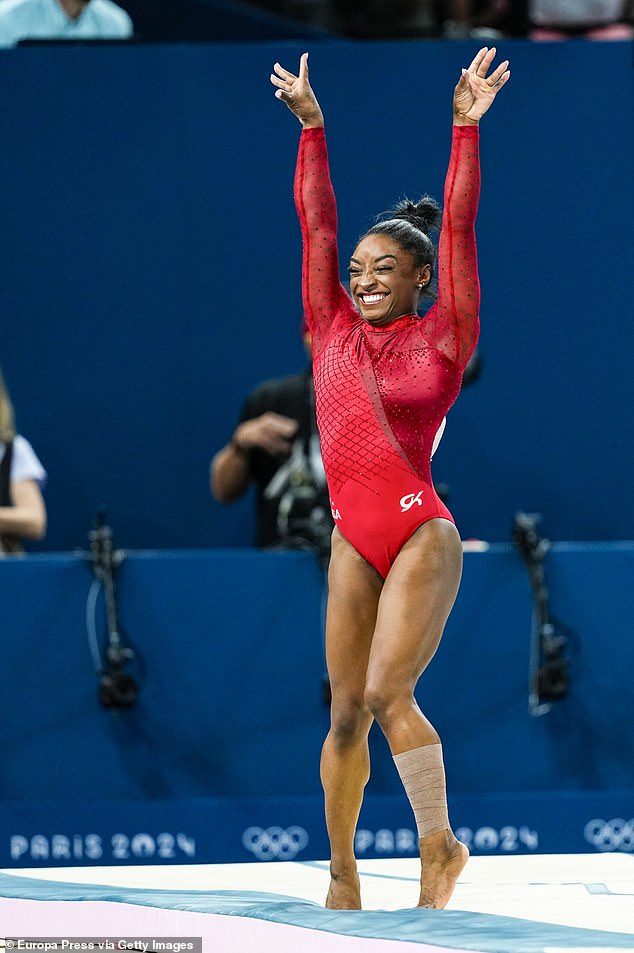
{"left": 393, "top": 743, "right": 450, "bottom": 838}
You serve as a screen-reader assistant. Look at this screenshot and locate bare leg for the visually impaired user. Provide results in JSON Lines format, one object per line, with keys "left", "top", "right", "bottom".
{"left": 321, "top": 529, "right": 382, "bottom": 909}
{"left": 364, "top": 518, "right": 468, "bottom": 908}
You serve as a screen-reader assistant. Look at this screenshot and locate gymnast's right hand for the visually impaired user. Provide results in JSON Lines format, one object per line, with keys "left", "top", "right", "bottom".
{"left": 271, "top": 52, "right": 324, "bottom": 128}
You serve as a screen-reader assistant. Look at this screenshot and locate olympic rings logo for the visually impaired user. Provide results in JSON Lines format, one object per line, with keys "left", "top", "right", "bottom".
{"left": 584, "top": 818, "right": 634, "bottom": 852}
{"left": 242, "top": 825, "right": 309, "bottom": 861}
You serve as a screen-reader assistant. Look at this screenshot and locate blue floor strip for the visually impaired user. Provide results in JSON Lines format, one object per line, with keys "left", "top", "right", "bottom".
{"left": 1, "top": 871, "right": 633, "bottom": 953}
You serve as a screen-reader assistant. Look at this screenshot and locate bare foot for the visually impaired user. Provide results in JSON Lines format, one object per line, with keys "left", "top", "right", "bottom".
{"left": 417, "top": 829, "right": 469, "bottom": 908}
{"left": 325, "top": 864, "right": 362, "bottom": 909}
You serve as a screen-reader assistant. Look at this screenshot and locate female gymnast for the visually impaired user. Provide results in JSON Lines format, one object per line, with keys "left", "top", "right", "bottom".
{"left": 271, "top": 47, "right": 510, "bottom": 909}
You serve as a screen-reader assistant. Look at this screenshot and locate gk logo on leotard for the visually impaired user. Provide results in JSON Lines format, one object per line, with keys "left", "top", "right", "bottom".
{"left": 400, "top": 490, "right": 424, "bottom": 513}
{"left": 330, "top": 499, "right": 342, "bottom": 520}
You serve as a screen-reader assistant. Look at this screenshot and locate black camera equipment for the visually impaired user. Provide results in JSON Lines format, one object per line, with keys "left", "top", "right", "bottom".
{"left": 86, "top": 509, "right": 139, "bottom": 709}
{"left": 512, "top": 511, "right": 569, "bottom": 716}
{"left": 276, "top": 472, "right": 332, "bottom": 566}
{"left": 265, "top": 433, "right": 333, "bottom": 567}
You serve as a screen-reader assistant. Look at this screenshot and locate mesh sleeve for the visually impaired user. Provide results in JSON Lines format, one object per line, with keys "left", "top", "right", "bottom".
{"left": 424, "top": 125, "right": 481, "bottom": 371}
{"left": 294, "top": 127, "right": 355, "bottom": 354}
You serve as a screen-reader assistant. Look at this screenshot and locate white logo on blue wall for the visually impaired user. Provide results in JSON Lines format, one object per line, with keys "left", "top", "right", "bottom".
{"left": 242, "top": 826, "right": 309, "bottom": 861}
{"left": 456, "top": 825, "right": 538, "bottom": 852}
{"left": 9, "top": 831, "right": 196, "bottom": 862}
{"left": 355, "top": 825, "right": 539, "bottom": 855}
{"left": 584, "top": 818, "right": 634, "bottom": 852}
{"left": 355, "top": 828, "right": 418, "bottom": 855}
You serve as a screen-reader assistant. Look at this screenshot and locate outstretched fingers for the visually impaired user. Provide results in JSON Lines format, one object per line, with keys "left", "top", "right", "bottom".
{"left": 454, "top": 46, "right": 510, "bottom": 122}
{"left": 272, "top": 61, "right": 297, "bottom": 83}
{"left": 487, "top": 59, "right": 510, "bottom": 88}
{"left": 468, "top": 46, "right": 494, "bottom": 76}
{"left": 467, "top": 46, "right": 510, "bottom": 87}
{"left": 270, "top": 53, "right": 308, "bottom": 93}
{"left": 270, "top": 52, "right": 323, "bottom": 126}
{"left": 270, "top": 61, "right": 296, "bottom": 98}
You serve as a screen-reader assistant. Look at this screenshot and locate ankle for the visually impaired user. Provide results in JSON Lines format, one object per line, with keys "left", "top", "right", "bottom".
{"left": 329, "top": 858, "right": 359, "bottom": 879}
{"left": 420, "top": 829, "right": 461, "bottom": 858}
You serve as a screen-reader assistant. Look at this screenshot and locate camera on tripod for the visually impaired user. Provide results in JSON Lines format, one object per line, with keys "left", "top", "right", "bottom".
{"left": 87, "top": 509, "right": 139, "bottom": 709}
{"left": 512, "top": 511, "right": 569, "bottom": 714}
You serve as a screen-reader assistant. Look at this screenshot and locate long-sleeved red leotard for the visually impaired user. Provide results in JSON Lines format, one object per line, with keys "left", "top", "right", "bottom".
{"left": 295, "top": 125, "right": 481, "bottom": 579}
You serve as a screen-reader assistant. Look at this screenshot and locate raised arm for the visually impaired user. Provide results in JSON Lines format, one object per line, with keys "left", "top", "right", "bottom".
{"left": 425, "top": 47, "right": 510, "bottom": 370}
{"left": 271, "top": 54, "right": 352, "bottom": 350}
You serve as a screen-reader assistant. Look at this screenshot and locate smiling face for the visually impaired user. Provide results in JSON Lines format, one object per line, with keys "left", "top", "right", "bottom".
{"left": 348, "top": 234, "right": 431, "bottom": 327}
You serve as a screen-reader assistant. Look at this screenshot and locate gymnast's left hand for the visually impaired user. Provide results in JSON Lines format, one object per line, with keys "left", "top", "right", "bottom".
{"left": 270, "top": 52, "right": 324, "bottom": 128}
{"left": 453, "top": 47, "right": 510, "bottom": 125}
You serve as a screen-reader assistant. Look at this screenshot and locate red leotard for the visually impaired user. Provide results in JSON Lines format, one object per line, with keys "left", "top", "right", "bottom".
{"left": 295, "top": 125, "right": 480, "bottom": 579}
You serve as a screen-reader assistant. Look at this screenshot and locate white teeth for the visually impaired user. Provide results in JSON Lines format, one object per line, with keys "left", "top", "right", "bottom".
{"left": 361, "top": 294, "right": 386, "bottom": 304}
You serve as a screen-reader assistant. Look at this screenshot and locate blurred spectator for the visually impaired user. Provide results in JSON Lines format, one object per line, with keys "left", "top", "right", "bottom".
{"left": 327, "top": 0, "right": 528, "bottom": 38}
{"left": 329, "top": 0, "right": 439, "bottom": 37}
{"left": 528, "top": 0, "right": 633, "bottom": 39}
{"left": 0, "top": 0, "right": 133, "bottom": 47}
{"left": 210, "top": 328, "right": 333, "bottom": 560}
{"left": 0, "top": 369, "right": 47, "bottom": 555}
{"left": 442, "top": 0, "right": 633, "bottom": 38}
{"left": 442, "top": 0, "right": 528, "bottom": 37}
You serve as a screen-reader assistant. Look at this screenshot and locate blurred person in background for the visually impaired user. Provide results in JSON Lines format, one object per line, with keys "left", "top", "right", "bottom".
{"left": 328, "top": 0, "right": 525, "bottom": 37}
{"left": 442, "top": 0, "right": 633, "bottom": 38}
{"left": 210, "top": 323, "right": 333, "bottom": 561}
{"left": 0, "top": 0, "right": 133, "bottom": 47}
{"left": 528, "top": 0, "right": 633, "bottom": 39}
{"left": 442, "top": 0, "right": 528, "bottom": 37}
{"left": 0, "top": 369, "right": 47, "bottom": 554}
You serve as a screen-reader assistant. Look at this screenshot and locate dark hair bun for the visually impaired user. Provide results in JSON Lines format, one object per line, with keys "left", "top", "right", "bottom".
{"left": 387, "top": 196, "right": 441, "bottom": 236}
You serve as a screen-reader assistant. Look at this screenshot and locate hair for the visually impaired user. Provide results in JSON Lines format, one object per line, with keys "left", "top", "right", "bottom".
{"left": 363, "top": 196, "right": 442, "bottom": 299}
{"left": 0, "top": 368, "right": 16, "bottom": 443}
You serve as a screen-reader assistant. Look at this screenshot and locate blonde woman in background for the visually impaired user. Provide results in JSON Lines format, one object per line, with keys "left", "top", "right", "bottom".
{"left": 0, "top": 369, "right": 47, "bottom": 554}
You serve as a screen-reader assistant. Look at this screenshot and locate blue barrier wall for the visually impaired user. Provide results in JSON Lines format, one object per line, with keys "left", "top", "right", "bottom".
{"left": 3, "top": 546, "right": 634, "bottom": 800}
{"left": 1, "top": 40, "right": 633, "bottom": 551}
{"left": 0, "top": 546, "right": 633, "bottom": 864}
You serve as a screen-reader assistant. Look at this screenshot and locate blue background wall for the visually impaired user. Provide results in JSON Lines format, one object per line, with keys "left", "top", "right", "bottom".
{"left": 1, "top": 39, "right": 633, "bottom": 552}
{"left": 3, "top": 546, "right": 633, "bottom": 802}
{"left": 0, "top": 544, "right": 632, "bottom": 866}
{"left": 1, "top": 39, "right": 632, "bottom": 869}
